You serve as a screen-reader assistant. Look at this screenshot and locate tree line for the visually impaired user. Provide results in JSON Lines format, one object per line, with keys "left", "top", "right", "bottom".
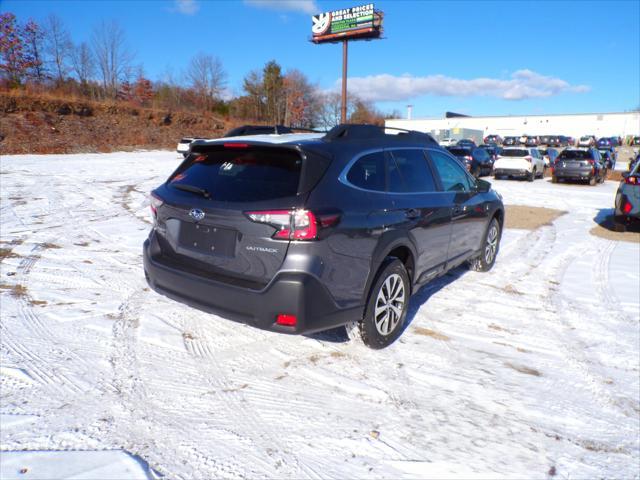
{"left": 0, "top": 12, "right": 397, "bottom": 128}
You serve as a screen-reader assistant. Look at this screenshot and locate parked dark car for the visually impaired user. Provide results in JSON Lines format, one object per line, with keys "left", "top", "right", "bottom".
{"left": 614, "top": 160, "right": 640, "bottom": 232}
{"left": 447, "top": 146, "right": 494, "bottom": 177}
{"left": 143, "top": 124, "right": 505, "bottom": 349}
{"left": 456, "top": 138, "right": 477, "bottom": 148}
{"left": 525, "top": 136, "right": 540, "bottom": 147}
{"left": 539, "top": 135, "right": 551, "bottom": 145}
{"left": 598, "top": 147, "right": 617, "bottom": 169}
{"left": 479, "top": 144, "right": 503, "bottom": 161}
{"left": 597, "top": 137, "right": 615, "bottom": 148}
{"left": 483, "top": 134, "right": 503, "bottom": 145}
{"left": 547, "top": 135, "right": 569, "bottom": 147}
{"left": 503, "top": 136, "right": 519, "bottom": 146}
{"left": 538, "top": 147, "right": 559, "bottom": 167}
{"left": 552, "top": 148, "right": 606, "bottom": 185}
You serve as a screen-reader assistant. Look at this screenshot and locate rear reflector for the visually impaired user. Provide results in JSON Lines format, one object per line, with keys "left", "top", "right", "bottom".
{"left": 276, "top": 314, "right": 297, "bottom": 326}
{"left": 223, "top": 143, "right": 249, "bottom": 148}
{"left": 623, "top": 201, "right": 632, "bottom": 214}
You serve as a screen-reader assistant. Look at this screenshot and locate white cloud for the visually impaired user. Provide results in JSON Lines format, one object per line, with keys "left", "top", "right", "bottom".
{"left": 332, "top": 70, "right": 590, "bottom": 102}
{"left": 174, "top": 0, "right": 199, "bottom": 15}
{"left": 244, "top": 0, "right": 319, "bottom": 15}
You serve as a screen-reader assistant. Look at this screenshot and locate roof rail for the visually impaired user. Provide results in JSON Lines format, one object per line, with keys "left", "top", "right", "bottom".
{"left": 223, "top": 125, "right": 327, "bottom": 137}
{"left": 323, "top": 124, "right": 437, "bottom": 144}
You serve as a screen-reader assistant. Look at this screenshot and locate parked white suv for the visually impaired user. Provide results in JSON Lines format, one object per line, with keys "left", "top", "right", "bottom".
{"left": 578, "top": 135, "right": 597, "bottom": 147}
{"left": 493, "top": 147, "right": 545, "bottom": 181}
{"left": 439, "top": 138, "right": 457, "bottom": 147}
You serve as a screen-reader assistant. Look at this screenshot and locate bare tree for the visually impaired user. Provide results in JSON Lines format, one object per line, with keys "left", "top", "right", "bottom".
{"left": 70, "top": 41, "right": 94, "bottom": 85}
{"left": 91, "top": 20, "right": 133, "bottom": 98}
{"left": 44, "top": 14, "right": 71, "bottom": 84}
{"left": 186, "top": 53, "right": 227, "bottom": 111}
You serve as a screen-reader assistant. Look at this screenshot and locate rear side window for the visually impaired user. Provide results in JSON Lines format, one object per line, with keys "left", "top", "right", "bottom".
{"left": 429, "top": 151, "right": 472, "bottom": 192}
{"left": 169, "top": 147, "right": 302, "bottom": 202}
{"left": 447, "top": 147, "right": 470, "bottom": 157}
{"left": 388, "top": 149, "right": 436, "bottom": 193}
{"left": 347, "top": 151, "right": 385, "bottom": 191}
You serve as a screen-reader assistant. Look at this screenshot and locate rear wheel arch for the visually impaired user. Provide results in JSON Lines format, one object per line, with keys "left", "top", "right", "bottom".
{"left": 364, "top": 240, "right": 417, "bottom": 304}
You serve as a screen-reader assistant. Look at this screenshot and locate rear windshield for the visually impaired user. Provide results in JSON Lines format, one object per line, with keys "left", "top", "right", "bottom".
{"left": 169, "top": 147, "right": 302, "bottom": 202}
{"left": 501, "top": 149, "right": 529, "bottom": 157}
{"left": 558, "top": 150, "right": 592, "bottom": 160}
{"left": 447, "top": 147, "right": 470, "bottom": 156}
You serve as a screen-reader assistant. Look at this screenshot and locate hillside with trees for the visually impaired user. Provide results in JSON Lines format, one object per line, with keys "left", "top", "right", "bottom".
{"left": 1, "top": 12, "right": 394, "bottom": 153}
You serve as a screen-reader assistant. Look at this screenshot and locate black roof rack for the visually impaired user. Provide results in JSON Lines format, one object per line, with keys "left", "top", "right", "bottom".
{"left": 323, "top": 124, "right": 437, "bottom": 144}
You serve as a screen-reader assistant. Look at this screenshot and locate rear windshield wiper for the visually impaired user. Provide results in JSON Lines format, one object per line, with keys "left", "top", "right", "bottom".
{"left": 171, "top": 183, "right": 211, "bottom": 199}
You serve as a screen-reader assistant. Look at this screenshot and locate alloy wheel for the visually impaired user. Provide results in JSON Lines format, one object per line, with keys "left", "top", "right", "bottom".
{"left": 374, "top": 274, "right": 405, "bottom": 336}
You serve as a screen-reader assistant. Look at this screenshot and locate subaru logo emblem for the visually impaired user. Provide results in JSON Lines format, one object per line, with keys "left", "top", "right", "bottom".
{"left": 189, "top": 209, "right": 205, "bottom": 222}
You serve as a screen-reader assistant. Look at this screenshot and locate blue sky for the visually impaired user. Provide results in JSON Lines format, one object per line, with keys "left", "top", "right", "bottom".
{"left": 4, "top": 0, "right": 639, "bottom": 118}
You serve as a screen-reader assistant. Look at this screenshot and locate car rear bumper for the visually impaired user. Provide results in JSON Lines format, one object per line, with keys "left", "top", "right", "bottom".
{"left": 554, "top": 168, "right": 593, "bottom": 180}
{"left": 143, "top": 236, "right": 361, "bottom": 335}
{"left": 494, "top": 168, "right": 528, "bottom": 178}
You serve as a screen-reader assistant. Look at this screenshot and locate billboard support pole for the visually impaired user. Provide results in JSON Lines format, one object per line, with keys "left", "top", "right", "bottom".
{"left": 341, "top": 39, "right": 348, "bottom": 124}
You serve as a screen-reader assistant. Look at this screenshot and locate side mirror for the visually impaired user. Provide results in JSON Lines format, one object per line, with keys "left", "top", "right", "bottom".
{"left": 475, "top": 178, "right": 491, "bottom": 193}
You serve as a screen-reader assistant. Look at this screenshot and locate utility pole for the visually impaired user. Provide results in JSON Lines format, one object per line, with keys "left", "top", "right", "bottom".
{"left": 341, "top": 40, "right": 348, "bottom": 124}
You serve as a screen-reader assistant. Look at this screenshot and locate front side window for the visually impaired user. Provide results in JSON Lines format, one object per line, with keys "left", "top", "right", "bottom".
{"left": 429, "top": 150, "right": 472, "bottom": 192}
{"left": 388, "top": 149, "right": 437, "bottom": 193}
{"left": 346, "top": 151, "right": 385, "bottom": 191}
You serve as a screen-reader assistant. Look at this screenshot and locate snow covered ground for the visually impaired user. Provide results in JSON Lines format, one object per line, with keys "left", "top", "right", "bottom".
{"left": 1, "top": 151, "right": 638, "bottom": 479}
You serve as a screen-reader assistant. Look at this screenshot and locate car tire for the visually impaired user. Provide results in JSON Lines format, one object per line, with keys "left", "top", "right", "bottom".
{"left": 468, "top": 217, "right": 501, "bottom": 273}
{"left": 346, "top": 258, "right": 409, "bottom": 349}
{"left": 613, "top": 219, "right": 627, "bottom": 233}
{"left": 527, "top": 169, "right": 535, "bottom": 182}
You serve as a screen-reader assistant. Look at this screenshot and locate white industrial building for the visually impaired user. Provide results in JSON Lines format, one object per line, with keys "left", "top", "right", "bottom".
{"left": 386, "top": 111, "right": 640, "bottom": 142}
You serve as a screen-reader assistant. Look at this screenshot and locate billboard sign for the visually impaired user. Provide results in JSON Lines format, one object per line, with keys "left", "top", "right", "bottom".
{"left": 311, "top": 4, "right": 382, "bottom": 43}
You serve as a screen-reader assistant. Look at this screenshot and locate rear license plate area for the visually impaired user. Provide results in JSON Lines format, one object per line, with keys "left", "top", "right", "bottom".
{"left": 179, "top": 222, "right": 236, "bottom": 256}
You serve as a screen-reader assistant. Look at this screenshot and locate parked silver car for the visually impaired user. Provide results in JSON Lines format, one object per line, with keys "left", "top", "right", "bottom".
{"left": 614, "top": 159, "right": 640, "bottom": 231}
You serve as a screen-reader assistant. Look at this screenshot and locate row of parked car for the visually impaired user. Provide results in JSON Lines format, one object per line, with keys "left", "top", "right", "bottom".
{"left": 442, "top": 139, "right": 617, "bottom": 185}
{"left": 482, "top": 134, "right": 640, "bottom": 148}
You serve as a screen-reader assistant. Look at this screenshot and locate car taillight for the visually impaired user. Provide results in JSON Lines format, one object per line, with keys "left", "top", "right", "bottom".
{"left": 465, "top": 155, "right": 473, "bottom": 162}
{"left": 276, "top": 314, "right": 297, "bottom": 327}
{"left": 150, "top": 192, "right": 163, "bottom": 219}
{"left": 625, "top": 176, "right": 639, "bottom": 185}
{"left": 245, "top": 209, "right": 324, "bottom": 240}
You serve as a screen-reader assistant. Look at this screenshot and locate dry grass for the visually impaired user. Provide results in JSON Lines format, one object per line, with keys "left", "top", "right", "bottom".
{"left": 413, "top": 327, "right": 450, "bottom": 341}
{"left": 1, "top": 91, "right": 227, "bottom": 154}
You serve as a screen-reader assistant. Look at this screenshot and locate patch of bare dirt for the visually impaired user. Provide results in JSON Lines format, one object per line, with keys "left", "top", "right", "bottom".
{"left": 505, "top": 362, "right": 541, "bottom": 377}
{"left": 0, "top": 248, "right": 20, "bottom": 260}
{"left": 590, "top": 215, "right": 640, "bottom": 244}
{"left": 505, "top": 205, "right": 567, "bottom": 230}
{"left": 413, "top": 327, "right": 450, "bottom": 341}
